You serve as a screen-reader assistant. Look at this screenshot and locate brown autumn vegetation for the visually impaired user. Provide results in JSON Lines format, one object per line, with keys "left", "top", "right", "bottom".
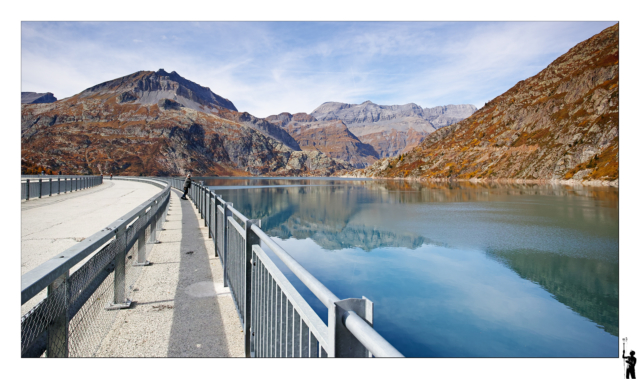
{"left": 353, "top": 24, "right": 619, "bottom": 185}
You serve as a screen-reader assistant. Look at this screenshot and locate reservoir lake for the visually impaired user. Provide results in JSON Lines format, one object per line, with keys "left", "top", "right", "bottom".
{"left": 204, "top": 177, "right": 618, "bottom": 358}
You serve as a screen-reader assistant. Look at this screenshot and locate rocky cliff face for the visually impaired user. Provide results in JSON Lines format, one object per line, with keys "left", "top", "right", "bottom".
{"left": 21, "top": 70, "right": 351, "bottom": 176}
{"left": 79, "top": 69, "right": 237, "bottom": 113}
{"left": 352, "top": 24, "right": 619, "bottom": 186}
{"left": 22, "top": 92, "right": 57, "bottom": 104}
{"left": 266, "top": 112, "right": 379, "bottom": 168}
{"left": 311, "top": 100, "right": 476, "bottom": 158}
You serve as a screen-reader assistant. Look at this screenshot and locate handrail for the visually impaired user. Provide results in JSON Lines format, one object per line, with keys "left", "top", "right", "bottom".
{"left": 343, "top": 311, "right": 404, "bottom": 357}
{"left": 229, "top": 206, "right": 248, "bottom": 223}
{"left": 181, "top": 179, "right": 404, "bottom": 358}
{"left": 21, "top": 176, "right": 172, "bottom": 357}
{"left": 21, "top": 178, "right": 169, "bottom": 304}
{"left": 250, "top": 225, "right": 340, "bottom": 308}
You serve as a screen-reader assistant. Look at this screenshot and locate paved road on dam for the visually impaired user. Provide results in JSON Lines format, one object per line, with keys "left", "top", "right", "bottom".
{"left": 97, "top": 188, "right": 244, "bottom": 357}
{"left": 21, "top": 179, "right": 243, "bottom": 357}
{"left": 21, "top": 179, "right": 161, "bottom": 315}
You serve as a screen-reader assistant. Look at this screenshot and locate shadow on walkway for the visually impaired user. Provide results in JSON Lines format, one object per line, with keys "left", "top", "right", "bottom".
{"left": 167, "top": 189, "right": 231, "bottom": 357}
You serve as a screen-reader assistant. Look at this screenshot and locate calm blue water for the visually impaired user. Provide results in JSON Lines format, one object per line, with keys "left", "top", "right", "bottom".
{"left": 205, "top": 178, "right": 619, "bottom": 357}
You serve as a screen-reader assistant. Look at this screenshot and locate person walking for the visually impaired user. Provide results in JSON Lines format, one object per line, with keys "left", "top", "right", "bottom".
{"left": 624, "top": 350, "right": 637, "bottom": 379}
{"left": 182, "top": 174, "right": 192, "bottom": 200}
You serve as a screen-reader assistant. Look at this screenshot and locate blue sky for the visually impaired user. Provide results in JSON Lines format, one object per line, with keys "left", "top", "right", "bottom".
{"left": 22, "top": 21, "right": 617, "bottom": 118}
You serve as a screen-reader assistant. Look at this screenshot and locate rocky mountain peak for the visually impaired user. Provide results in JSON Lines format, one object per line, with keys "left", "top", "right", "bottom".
{"left": 77, "top": 69, "right": 237, "bottom": 113}
{"left": 22, "top": 92, "right": 57, "bottom": 104}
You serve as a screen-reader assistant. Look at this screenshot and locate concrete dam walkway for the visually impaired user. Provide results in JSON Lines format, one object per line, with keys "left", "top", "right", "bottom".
{"left": 21, "top": 179, "right": 243, "bottom": 357}
{"left": 96, "top": 188, "right": 243, "bottom": 357}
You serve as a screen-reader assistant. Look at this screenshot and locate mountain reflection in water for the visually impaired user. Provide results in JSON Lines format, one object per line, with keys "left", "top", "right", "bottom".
{"left": 205, "top": 177, "right": 618, "bottom": 357}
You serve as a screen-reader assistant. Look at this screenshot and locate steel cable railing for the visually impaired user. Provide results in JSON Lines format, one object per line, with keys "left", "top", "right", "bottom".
{"left": 21, "top": 177, "right": 170, "bottom": 357}
{"left": 171, "top": 178, "right": 403, "bottom": 358}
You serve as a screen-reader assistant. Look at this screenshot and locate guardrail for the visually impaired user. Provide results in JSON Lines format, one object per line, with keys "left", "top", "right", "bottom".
{"left": 21, "top": 177, "right": 170, "bottom": 357}
{"left": 168, "top": 178, "right": 403, "bottom": 358}
{"left": 21, "top": 175, "right": 103, "bottom": 200}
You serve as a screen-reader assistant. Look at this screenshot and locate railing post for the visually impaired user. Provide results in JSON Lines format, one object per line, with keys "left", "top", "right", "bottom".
{"left": 134, "top": 210, "right": 150, "bottom": 266}
{"left": 223, "top": 202, "right": 233, "bottom": 287}
{"left": 208, "top": 190, "right": 214, "bottom": 239}
{"left": 49, "top": 178, "right": 53, "bottom": 196}
{"left": 46, "top": 270, "right": 69, "bottom": 357}
{"left": 26, "top": 179, "right": 30, "bottom": 200}
{"left": 39, "top": 178, "right": 42, "bottom": 198}
{"left": 244, "top": 219, "right": 261, "bottom": 357}
{"left": 204, "top": 189, "right": 209, "bottom": 227}
{"left": 149, "top": 201, "right": 158, "bottom": 244}
{"left": 213, "top": 194, "right": 220, "bottom": 257}
{"left": 58, "top": 178, "right": 61, "bottom": 194}
{"left": 328, "top": 297, "right": 374, "bottom": 358}
{"left": 107, "top": 227, "right": 132, "bottom": 310}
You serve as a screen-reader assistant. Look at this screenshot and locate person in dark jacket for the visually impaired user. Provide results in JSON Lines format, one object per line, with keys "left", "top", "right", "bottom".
{"left": 182, "top": 174, "right": 192, "bottom": 200}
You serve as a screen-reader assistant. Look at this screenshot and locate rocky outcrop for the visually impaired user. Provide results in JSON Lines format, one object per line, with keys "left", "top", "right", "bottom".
{"left": 282, "top": 119, "right": 379, "bottom": 168}
{"left": 22, "top": 92, "right": 57, "bottom": 104}
{"left": 265, "top": 112, "right": 317, "bottom": 127}
{"left": 21, "top": 71, "right": 351, "bottom": 177}
{"left": 218, "top": 109, "right": 301, "bottom": 151}
{"left": 352, "top": 24, "right": 619, "bottom": 185}
{"left": 310, "top": 100, "right": 476, "bottom": 159}
{"left": 78, "top": 69, "right": 238, "bottom": 113}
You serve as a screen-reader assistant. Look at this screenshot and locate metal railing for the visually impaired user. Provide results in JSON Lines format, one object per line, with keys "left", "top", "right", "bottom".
{"left": 169, "top": 178, "right": 403, "bottom": 358}
{"left": 21, "top": 175, "right": 104, "bottom": 200}
{"left": 21, "top": 177, "right": 170, "bottom": 357}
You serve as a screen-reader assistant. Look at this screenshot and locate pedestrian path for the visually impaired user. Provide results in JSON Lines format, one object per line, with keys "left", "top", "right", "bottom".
{"left": 96, "top": 188, "right": 244, "bottom": 357}
{"left": 21, "top": 179, "right": 162, "bottom": 315}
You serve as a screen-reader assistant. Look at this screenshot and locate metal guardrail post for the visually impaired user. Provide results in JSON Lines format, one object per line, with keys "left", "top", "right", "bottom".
{"left": 223, "top": 202, "right": 233, "bottom": 287}
{"left": 58, "top": 178, "right": 61, "bottom": 195}
{"left": 135, "top": 213, "right": 150, "bottom": 266}
{"left": 208, "top": 190, "right": 215, "bottom": 239}
{"left": 49, "top": 178, "right": 53, "bottom": 196}
{"left": 149, "top": 201, "right": 158, "bottom": 244}
{"left": 108, "top": 227, "right": 132, "bottom": 310}
{"left": 328, "top": 297, "right": 374, "bottom": 357}
{"left": 244, "top": 218, "right": 261, "bottom": 357}
{"left": 213, "top": 194, "right": 220, "bottom": 257}
{"left": 47, "top": 270, "right": 70, "bottom": 357}
{"left": 203, "top": 187, "right": 208, "bottom": 226}
{"left": 39, "top": 178, "right": 42, "bottom": 198}
{"left": 26, "top": 179, "right": 30, "bottom": 200}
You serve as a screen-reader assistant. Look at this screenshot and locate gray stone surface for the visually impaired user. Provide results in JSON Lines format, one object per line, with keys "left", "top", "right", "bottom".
{"left": 311, "top": 100, "right": 477, "bottom": 129}
{"left": 21, "top": 92, "right": 57, "bottom": 104}
{"left": 79, "top": 69, "right": 237, "bottom": 113}
{"left": 96, "top": 188, "right": 244, "bottom": 357}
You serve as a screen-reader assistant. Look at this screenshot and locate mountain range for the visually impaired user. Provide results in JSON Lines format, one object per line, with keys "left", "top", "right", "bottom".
{"left": 352, "top": 23, "right": 619, "bottom": 186}
{"left": 266, "top": 102, "right": 476, "bottom": 168}
{"left": 21, "top": 70, "right": 351, "bottom": 176}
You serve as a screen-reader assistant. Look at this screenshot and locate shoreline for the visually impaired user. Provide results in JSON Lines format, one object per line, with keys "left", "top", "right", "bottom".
{"left": 337, "top": 174, "right": 619, "bottom": 188}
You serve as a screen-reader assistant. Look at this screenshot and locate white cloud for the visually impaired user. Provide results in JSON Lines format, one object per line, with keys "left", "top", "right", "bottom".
{"left": 21, "top": 21, "right": 617, "bottom": 117}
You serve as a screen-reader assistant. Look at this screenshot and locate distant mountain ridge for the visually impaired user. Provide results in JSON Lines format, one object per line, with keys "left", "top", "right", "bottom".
{"left": 266, "top": 101, "right": 476, "bottom": 167}
{"left": 352, "top": 24, "right": 619, "bottom": 186}
{"left": 311, "top": 101, "right": 476, "bottom": 129}
{"left": 22, "top": 92, "right": 57, "bottom": 104}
